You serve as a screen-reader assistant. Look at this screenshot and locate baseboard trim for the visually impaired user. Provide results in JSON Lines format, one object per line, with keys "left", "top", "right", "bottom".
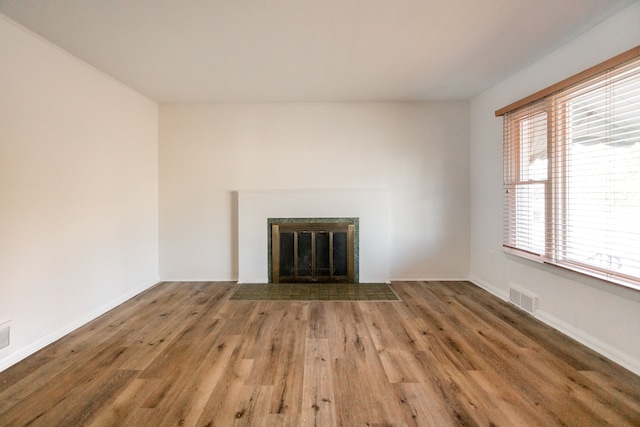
{"left": 0, "top": 278, "right": 159, "bottom": 373}
{"left": 535, "top": 310, "right": 640, "bottom": 376}
{"left": 468, "top": 275, "right": 640, "bottom": 376}
{"left": 160, "top": 277, "right": 238, "bottom": 282}
{"left": 468, "top": 275, "right": 509, "bottom": 300}
{"left": 392, "top": 274, "right": 469, "bottom": 282}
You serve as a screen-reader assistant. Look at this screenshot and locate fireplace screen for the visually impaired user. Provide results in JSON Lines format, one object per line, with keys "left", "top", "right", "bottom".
{"left": 271, "top": 222, "right": 355, "bottom": 283}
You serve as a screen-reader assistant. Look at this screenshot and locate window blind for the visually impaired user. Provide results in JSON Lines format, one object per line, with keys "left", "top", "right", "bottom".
{"left": 501, "top": 50, "right": 640, "bottom": 290}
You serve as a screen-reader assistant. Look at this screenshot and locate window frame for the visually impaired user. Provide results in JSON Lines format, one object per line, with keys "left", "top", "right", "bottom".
{"left": 498, "top": 47, "right": 640, "bottom": 291}
{"left": 503, "top": 103, "right": 550, "bottom": 257}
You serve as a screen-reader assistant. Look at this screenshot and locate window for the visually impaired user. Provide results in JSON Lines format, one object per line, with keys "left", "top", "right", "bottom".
{"left": 499, "top": 48, "right": 640, "bottom": 290}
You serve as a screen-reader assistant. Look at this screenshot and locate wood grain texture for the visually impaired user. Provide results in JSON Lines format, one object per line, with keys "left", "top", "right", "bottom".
{"left": 1, "top": 281, "right": 639, "bottom": 426}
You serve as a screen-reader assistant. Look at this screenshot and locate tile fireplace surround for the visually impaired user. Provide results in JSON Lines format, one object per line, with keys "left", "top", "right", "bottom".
{"left": 237, "top": 190, "right": 390, "bottom": 284}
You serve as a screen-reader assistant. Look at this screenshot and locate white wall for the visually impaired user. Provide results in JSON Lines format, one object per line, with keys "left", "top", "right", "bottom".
{"left": 159, "top": 102, "right": 470, "bottom": 281}
{"left": 0, "top": 16, "right": 159, "bottom": 370}
{"left": 469, "top": 1, "right": 640, "bottom": 375}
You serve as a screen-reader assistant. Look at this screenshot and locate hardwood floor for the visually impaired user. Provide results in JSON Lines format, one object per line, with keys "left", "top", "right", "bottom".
{"left": 1, "top": 281, "right": 639, "bottom": 426}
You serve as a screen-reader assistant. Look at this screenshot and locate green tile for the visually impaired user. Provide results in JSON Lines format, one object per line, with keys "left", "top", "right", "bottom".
{"left": 230, "top": 283, "right": 399, "bottom": 301}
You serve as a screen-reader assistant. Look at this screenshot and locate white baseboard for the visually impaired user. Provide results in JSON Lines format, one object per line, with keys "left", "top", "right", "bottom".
{"left": 160, "top": 276, "right": 238, "bottom": 282}
{"left": 0, "top": 278, "right": 159, "bottom": 373}
{"left": 535, "top": 310, "right": 640, "bottom": 376}
{"left": 468, "top": 275, "right": 509, "bottom": 300}
{"left": 468, "top": 275, "right": 640, "bottom": 377}
{"left": 236, "top": 276, "right": 266, "bottom": 284}
{"left": 391, "top": 274, "right": 469, "bottom": 282}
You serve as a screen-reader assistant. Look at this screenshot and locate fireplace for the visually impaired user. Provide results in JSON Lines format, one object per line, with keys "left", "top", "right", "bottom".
{"left": 237, "top": 190, "right": 389, "bottom": 283}
{"left": 268, "top": 218, "right": 358, "bottom": 283}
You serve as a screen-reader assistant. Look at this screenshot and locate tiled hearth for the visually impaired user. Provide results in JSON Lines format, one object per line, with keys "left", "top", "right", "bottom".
{"left": 230, "top": 283, "right": 399, "bottom": 301}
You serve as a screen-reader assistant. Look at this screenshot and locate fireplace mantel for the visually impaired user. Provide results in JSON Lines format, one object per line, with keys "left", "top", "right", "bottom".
{"left": 237, "top": 190, "right": 390, "bottom": 283}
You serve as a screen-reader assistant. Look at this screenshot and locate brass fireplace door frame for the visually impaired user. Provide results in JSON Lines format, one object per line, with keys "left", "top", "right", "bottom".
{"left": 271, "top": 222, "right": 355, "bottom": 283}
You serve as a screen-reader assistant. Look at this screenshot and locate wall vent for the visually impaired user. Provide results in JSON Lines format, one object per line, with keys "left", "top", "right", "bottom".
{"left": 508, "top": 287, "right": 538, "bottom": 315}
{"left": 0, "top": 321, "right": 10, "bottom": 350}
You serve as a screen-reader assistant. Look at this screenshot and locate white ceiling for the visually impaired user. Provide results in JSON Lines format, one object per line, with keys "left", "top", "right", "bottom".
{"left": 0, "top": 0, "right": 635, "bottom": 103}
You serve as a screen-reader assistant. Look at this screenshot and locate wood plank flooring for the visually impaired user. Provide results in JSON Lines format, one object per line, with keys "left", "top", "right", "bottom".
{"left": 1, "top": 281, "right": 639, "bottom": 426}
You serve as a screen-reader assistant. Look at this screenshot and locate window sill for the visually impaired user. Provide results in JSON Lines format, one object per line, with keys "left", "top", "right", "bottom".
{"left": 502, "top": 245, "right": 640, "bottom": 293}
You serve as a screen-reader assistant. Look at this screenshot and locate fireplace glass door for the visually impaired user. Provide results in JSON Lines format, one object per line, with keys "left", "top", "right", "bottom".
{"left": 272, "top": 223, "right": 354, "bottom": 283}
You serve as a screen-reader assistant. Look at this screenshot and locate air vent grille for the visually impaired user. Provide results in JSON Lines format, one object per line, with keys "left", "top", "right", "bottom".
{"left": 508, "top": 287, "right": 538, "bottom": 315}
{"left": 509, "top": 288, "right": 521, "bottom": 305}
{"left": 0, "top": 321, "right": 10, "bottom": 350}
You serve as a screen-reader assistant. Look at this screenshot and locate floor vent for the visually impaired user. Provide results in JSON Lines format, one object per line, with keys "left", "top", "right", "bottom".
{"left": 509, "top": 287, "right": 538, "bottom": 315}
{"left": 0, "top": 321, "right": 10, "bottom": 350}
